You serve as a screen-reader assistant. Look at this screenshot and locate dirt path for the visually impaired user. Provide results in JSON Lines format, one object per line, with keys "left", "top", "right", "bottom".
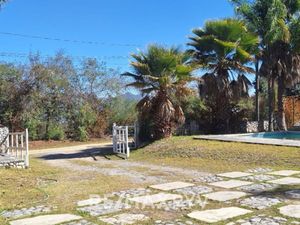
{"left": 33, "top": 143, "right": 212, "bottom": 184}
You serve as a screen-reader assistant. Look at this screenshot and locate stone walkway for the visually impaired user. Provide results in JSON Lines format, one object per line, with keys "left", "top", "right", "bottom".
{"left": 3, "top": 167, "right": 300, "bottom": 224}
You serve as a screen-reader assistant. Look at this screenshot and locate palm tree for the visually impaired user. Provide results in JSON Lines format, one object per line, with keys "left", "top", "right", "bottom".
{"left": 188, "top": 19, "right": 259, "bottom": 132}
{"left": 233, "top": 0, "right": 300, "bottom": 131}
{"left": 122, "top": 45, "right": 193, "bottom": 140}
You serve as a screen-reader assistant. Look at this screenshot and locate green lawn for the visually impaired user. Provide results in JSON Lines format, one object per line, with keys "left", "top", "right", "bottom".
{"left": 131, "top": 136, "right": 300, "bottom": 172}
{"left": 1, "top": 136, "right": 300, "bottom": 224}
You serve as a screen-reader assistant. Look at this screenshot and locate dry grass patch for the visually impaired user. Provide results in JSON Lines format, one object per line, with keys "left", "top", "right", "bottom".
{"left": 30, "top": 138, "right": 110, "bottom": 150}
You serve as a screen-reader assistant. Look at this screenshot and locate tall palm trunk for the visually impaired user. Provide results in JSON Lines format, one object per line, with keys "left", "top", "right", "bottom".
{"left": 255, "top": 59, "right": 260, "bottom": 128}
{"left": 277, "top": 73, "right": 287, "bottom": 130}
{"left": 268, "top": 75, "right": 274, "bottom": 131}
{"left": 152, "top": 90, "right": 174, "bottom": 139}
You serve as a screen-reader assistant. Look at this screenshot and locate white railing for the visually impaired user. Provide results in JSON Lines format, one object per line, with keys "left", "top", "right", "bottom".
{"left": 113, "top": 124, "right": 130, "bottom": 159}
{"left": 127, "top": 123, "right": 139, "bottom": 149}
{"left": 5, "top": 129, "right": 29, "bottom": 168}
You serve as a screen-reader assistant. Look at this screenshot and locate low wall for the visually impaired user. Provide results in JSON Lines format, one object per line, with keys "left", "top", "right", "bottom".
{"left": 0, "top": 125, "right": 9, "bottom": 152}
{"left": 240, "top": 121, "right": 269, "bottom": 133}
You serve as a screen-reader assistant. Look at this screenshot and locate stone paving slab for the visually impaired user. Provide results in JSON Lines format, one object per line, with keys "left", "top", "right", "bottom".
{"left": 150, "top": 182, "right": 194, "bottom": 191}
{"left": 77, "top": 198, "right": 105, "bottom": 207}
{"left": 268, "top": 177, "right": 300, "bottom": 185}
{"left": 218, "top": 172, "right": 252, "bottom": 178}
{"left": 279, "top": 205, "right": 300, "bottom": 219}
{"left": 99, "top": 213, "right": 148, "bottom": 225}
{"left": 128, "top": 192, "right": 182, "bottom": 205}
{"left": 268, "top": 170, "right": 300, "bottom": 176}
{"left": 203, "top": 191, "right": 247, "bottom": 202}
{"left": 10, "top": 214, "right": 82, "bottom": 225}
{"left": 187, "top": 207, "right": 252, "bottom": 223}
{"left": 209, "top": 180, "right": 253, "bottom": 189}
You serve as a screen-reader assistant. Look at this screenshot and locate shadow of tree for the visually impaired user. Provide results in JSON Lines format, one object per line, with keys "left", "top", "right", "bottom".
{"left": 38, "top": 145, "right": 116, "bottom": 161}
{"left": 246, "top": 185, "right": 300, "bottom": 200}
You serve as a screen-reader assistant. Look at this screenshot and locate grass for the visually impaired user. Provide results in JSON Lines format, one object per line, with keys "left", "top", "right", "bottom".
{"left": 2, "top": 136, "right": 300, "bottom": 224}
{"left": 130, "top": 136, "right": 300, "bottom": 172}
{"left": 0, "top": 157, "right": 136, "bottom": 225}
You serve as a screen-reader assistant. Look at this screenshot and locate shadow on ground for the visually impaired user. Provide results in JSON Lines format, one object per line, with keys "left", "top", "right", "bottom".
{"left": 38, "top": 145, "right": 118, "bottom": 161}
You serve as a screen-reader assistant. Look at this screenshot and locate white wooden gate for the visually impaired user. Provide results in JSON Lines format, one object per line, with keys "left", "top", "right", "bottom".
{"left": 112, "top": 123, "right": 138, "bottom": 159}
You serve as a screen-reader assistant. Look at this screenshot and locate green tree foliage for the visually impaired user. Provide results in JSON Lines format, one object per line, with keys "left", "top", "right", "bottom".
{"left": 232, "top": 0, "right": 300, "bottom": 130}
{"left": 0, "top": 52, "right": 136, "bottom": 141}
{"left": 188, "top": 19, "right": 259, "bottom": 133}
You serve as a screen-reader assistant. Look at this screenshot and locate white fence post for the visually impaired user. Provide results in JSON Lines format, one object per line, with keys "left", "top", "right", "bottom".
{"left": 112, "top": 123, "right": 116, "bottom": 153}
{"left": 125, "top": 126, "right": 129, "bottom": 158}
{"left": 25, "top": 128, "right": 29, "bottom": 168}
{"left": 112, "top": 124, "right": 132, "bottom": 159}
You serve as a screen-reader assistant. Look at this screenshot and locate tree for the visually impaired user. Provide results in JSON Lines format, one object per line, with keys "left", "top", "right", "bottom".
{"left": 232, "top": 0, "right": 300, "bottom": 131}
{"left": 188, "top": 19, "right": 259, "bottom": 132}
{"left": 123, "top": 45, "right": 193, "bottom": 140}
{"left": 0, "top": 64, "right": 34, "bottom": 130}
{"left": 0, "top": 0, "right": 7, "bottom": 6}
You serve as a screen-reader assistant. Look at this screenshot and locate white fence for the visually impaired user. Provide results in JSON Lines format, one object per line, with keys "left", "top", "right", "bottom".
{"left": 112, "top": 123, "right": 138, "bottom": 159}
{"left": 5, "top": 129, "right": 29, "bottom": 168}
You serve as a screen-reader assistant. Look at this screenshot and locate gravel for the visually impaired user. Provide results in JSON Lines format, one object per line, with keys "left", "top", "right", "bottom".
{"left": 154, "top": 219, "right": 196, "bottom": 225}
{"left": 241, "top": 174, "right": 277, "bottom": 182}
{"left": 285, "top": 190, "right": 300, "bottom": 199}
{"left": 238, "top": 183, "right": 279, "bottom": 194}
{"left": 0, "top": 205, "right": 52, "bottom": 219}
{"left": 78, "top": 200, "right": 131, "bottom": 216}
{"left": 239, "top": 196, "right": 282, "bottom": 209}
{"left": 189, "top": 175, "right": 223, "bottom": 183}
{"left": 246, "top": 168, "right": 273, "bottom": 173}
{"left": 109, "top": 188, "right": 152, "bottom": 198}
{"left": 174, "top": 186, "right": 213, "bottom": 196}
{"left": 65, "top": 220, "right": 97, "bottom": 225}
{"left": 232, "top": 215, "right": 287, "bottom": 225}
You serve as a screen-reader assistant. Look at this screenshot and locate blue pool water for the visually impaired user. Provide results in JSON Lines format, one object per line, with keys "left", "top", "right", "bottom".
{"left": 249, "top": 132, "right": 300, "bottom": 140}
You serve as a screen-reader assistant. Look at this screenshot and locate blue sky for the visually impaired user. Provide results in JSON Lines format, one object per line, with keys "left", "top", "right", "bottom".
{"left": 0, "top": 0, "right": 234, "bottom": 71}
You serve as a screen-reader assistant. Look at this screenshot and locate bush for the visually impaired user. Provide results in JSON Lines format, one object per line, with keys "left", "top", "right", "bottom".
{"left": 47, "top": 125, "right": 65, "bottom": 140}
{"left": 76, "top": 126, "right": 88, "bottom": 142}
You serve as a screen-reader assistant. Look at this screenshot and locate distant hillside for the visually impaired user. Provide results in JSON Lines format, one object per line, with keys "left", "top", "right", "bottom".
{"left": 121, "top": 92, "right": 142, "bottom": 101}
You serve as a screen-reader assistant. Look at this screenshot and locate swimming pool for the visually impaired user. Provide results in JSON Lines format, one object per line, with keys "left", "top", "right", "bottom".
{"left": 194, "top": 131, "right": 300, "bottom": 147}
{"left": 249, "top": 131, "right": 300, "bottom": 140}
